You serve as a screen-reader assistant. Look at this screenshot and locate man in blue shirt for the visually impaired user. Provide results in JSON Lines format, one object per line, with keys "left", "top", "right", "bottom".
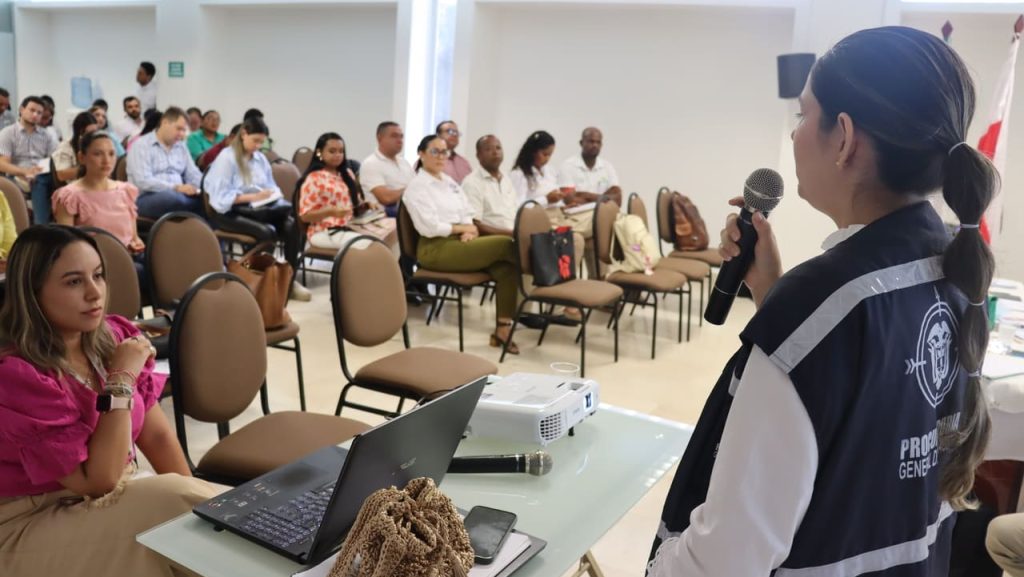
{"left": 127, "top": 106, "right": 204, "bottom": 220}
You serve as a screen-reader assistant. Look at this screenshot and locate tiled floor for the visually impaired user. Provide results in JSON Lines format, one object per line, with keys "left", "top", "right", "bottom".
{"left": 153, "top": 265, "right": 756, "bottom": 576}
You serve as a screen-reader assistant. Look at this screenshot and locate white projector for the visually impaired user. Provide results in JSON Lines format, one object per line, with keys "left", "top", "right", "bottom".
{"left": 465, "top": 373, "right": 600, "bottom": 446}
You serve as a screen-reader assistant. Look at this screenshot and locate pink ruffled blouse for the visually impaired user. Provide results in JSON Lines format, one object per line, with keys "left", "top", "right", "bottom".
{"left": 0, "top": 315, "right": 165, "bottom": 497}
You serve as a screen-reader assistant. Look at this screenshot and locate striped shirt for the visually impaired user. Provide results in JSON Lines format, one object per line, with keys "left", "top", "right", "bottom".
{"left": 0, "top": 123, "right": 57, "bottom": 169}
{"left": 126, "top": 131, "right": 202, "bottom": 194}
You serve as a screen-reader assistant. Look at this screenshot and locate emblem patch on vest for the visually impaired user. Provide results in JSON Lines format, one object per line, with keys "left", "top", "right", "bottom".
{"left": 905, "top": 291, "right": 960, "bottom": 408}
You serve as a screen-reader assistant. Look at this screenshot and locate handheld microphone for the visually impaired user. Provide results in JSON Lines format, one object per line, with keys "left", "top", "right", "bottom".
{"left": 704, "top": 168, "right": 784, "bottom": 325}
{"left": 447, "top": 451, "right": 553, "bottom": 476}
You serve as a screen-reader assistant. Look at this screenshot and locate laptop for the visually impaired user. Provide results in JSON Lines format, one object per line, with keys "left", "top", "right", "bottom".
{"left": 193, "top": 377, "right": 485, "bottom": 565}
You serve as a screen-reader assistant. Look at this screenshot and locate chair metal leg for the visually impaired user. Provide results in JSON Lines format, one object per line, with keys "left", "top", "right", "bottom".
{"left": 677, "top": 289, "right": 684, "bottom": 343}
{"left": 396, "top": 396, "right": 406, "bottom": 416}
{"left": 217, "top": 422, "right": 231, "bottom": 440}
{"left": 579, "top": 309, "right": 588, "bottom": 378}
{"left": 260, "top": 382, "right": 271, "bottom": 415}
{"left": 293, "top": 337, "right": 306, "bottom": 412}
{"left": 335, "top": 382, "right": 355, "bottom": 416}
{"left": 500, "top": 301, "right": 528, "bottom": 363}
{"left": 457, "top": 288, "right": 465, "bottom": 352}
{"left": 613, "top": 300, "right": 620, "bottom": 362}
{"left": 698, "top": 279, "right": 705, "bottom": 327}
{"left": 651, "top": 293, "right": 659, "bottom": 360}
{"left": 537, "top": 304, "right": 554, "bottom": 346}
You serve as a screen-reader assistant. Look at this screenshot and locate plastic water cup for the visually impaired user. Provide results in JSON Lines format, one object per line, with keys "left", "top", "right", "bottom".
{"left": 550, "top": 362, "right": 580, "bottom": 378}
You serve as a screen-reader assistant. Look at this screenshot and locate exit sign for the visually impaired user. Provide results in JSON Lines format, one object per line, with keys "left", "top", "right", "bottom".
{"left": 168, "top": 61, "right": 185, "bottom": 78}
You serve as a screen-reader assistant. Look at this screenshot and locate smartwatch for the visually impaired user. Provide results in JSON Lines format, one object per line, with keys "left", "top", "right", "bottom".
{"left": 96, "top": 394, "right": 133, "bottom": 413}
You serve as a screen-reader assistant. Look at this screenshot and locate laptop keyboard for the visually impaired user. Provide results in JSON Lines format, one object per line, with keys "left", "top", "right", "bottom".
{"left": 241, "top": 481, "right": 336, "bottom": 549}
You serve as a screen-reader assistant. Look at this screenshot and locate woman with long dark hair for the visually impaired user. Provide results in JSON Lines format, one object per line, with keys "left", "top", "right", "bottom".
{"left": 648, "top": 26, "right": 996, "bottom": 576}
{"left": 297, "top": 132, "right": 397, "bottom": 249}
{"left": 0, "top": 226, "right": 219, "bottom": 576}
{"left": 52, "top": 111, "right": 98, "bottom": 184}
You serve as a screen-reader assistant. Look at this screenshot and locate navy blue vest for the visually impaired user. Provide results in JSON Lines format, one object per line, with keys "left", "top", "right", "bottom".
{"left": 652, "top": 202, "right": 967, "bottom": 576}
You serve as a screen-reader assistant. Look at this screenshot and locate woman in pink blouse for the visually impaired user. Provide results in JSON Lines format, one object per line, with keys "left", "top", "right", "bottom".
{"left": 0, "top": 226, "right": 219, "bottom": 576}
{"left": 297, "top": 132, "right": 397, "bottom": 250}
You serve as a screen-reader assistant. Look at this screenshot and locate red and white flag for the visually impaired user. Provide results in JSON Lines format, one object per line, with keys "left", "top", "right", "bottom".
{"left": 975, "top": 15, "right": 1024, "bottom": 245}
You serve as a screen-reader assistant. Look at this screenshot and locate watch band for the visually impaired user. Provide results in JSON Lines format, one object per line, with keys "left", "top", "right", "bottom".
{"left": 96, "top": 394, "right": 133, "bottom": 413}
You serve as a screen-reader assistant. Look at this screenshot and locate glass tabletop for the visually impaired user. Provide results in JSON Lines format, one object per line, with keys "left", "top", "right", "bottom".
{"left": 137, "top": 404, "right": 692, "bottom": 577}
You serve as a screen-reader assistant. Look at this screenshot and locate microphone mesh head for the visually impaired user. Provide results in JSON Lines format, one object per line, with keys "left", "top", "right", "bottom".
{"left": 528, "top": 451, "right": 553, "bottom": 476}
{"left": 743, "top": 168, "right": 784, "bottom": 213}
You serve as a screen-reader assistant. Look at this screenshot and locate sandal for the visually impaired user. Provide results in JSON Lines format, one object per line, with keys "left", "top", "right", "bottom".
{"left": 490, "top": 322, "right": 520, "bottom": 355}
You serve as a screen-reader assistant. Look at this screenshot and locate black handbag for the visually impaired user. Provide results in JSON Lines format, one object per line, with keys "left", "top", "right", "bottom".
{"left": 530, "top": 226, "right": 576, "bottom": 286}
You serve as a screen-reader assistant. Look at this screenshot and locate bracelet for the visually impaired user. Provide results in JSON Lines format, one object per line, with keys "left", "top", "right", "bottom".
{"left": 107, "top": 369, "right": 139, "bottom": 383}
{"left": 103, "top": 383, "right": 134, "bottom": 398}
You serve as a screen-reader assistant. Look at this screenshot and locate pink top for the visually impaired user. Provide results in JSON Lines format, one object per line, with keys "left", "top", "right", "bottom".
{"left": 299, "top": 169, "right": 356, "bottom": 240}
{"left": 443, "top": 153, "right": 473, "bottom": 184}
{"left": 0, "top": 316, "right": 165, "bottom": 497}
{"left": 52, "top": 181, "right": 140, "bottom": 247}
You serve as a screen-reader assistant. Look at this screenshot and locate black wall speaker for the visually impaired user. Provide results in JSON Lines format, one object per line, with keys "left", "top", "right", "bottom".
{"left": 777, "top": 53, "right": 816, "bottom": 99}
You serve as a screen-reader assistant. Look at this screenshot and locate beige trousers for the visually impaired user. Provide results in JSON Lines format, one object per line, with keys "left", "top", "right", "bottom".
{"left": 0, "top": 474, "right": 221, "bottom": 577}
{"left": 987, "top": 512, "right": 1024, "bottom": 577}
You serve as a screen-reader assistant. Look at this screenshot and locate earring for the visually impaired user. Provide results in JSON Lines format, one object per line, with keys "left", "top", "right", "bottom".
{"left": 316, "top": 152, "right": 322, "bottom": 160}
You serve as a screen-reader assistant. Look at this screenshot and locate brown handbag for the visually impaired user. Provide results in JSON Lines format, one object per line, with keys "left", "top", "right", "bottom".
{"left": 671, "top": 192, "right": 710, "bottom": 251}
{"left": 227, "top": 250, "right": 293, "bottom": 330}
{"left": 329, "top": 477, "right": 474, "bottom": 577}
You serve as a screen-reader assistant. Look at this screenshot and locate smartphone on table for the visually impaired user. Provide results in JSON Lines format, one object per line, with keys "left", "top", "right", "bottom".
{"left": 464, "top": 505, "right": 517, "bottom": 565}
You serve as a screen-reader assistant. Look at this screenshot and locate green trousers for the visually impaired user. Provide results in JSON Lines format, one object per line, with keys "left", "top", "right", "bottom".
{"left": 417, "top": 235, "right": 518, "bottom": 319}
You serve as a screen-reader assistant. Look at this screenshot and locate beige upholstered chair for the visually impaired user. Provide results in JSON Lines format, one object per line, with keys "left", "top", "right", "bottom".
{"left": 396, "top": 201, "right": 492, "bottom": 352}
{"left": 81, "top": 227, "right": 141, "bottom": 319}
{"left": 503, "top": 202, "right": 623, "bottom": 377}
{"left": 293, "top": 192, "right": 337, "bottom": 285}
{"left": 331, "top": 236, "right": 497, "bottom": 418}
{"left": 272, "top": 162, "right": 302, "bottom": 204}
{"left": 292, "top": 147, "right": 314, "bottom": 174}
{"left": 593, "top": 198, "right": 690, "bottom": 358}
{"left": 147, "top": 212, "right": 309, "bottom": 410}
{"left": 0, "top": 177, "right": 30, "bottom": 233}
{"left": 630, "top": 192, "right": 710, "bottom": 337}
{"left": 170, "top": 272, "right": 370, "bottom": 485}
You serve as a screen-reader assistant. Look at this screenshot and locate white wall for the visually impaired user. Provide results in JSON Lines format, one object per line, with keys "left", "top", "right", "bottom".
{"left": 464, "top": 3, "right": 794, "bottom": 257}
{"left": 15, "top": 6, "right": 157, "bottom": 132}
{"left": 202, "top": 3, "right": 397, "bottom": 161}
{"left": 902, "top": 11, "right": 1024, "bottom": 281}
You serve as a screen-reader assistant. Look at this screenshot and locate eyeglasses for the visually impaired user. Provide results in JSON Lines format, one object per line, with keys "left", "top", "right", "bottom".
{"left": 445, "top": 128, "right": 461, "bottom": 136}
{"left": 426, "top": 148, "right": 449, "bottom": 158}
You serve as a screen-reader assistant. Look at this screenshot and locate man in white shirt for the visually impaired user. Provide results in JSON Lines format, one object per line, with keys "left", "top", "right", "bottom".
{"left": 557, "top": 127, "right": 622, "bottom": 206}
{"left": 0, "top": 96, "right": 58, "bottom": 223}
{"left": 360, "top": 121, "right": 415, "bottom": 218}
{"left": 114, "top": 96, "right": 145, "bottom": 145}
{"left": 461, "top": 135, "right": 516, "bottom": 237}
{"left": 0, "top": 88, "right": 14, "bottom": 131}
{"left": 136, "top": 61, "right": 158, "bottom": 113}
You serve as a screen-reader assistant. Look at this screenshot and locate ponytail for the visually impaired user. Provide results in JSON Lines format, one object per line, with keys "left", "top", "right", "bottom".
{"left": 937, "top": 143, "right": 998, "bottom": 510}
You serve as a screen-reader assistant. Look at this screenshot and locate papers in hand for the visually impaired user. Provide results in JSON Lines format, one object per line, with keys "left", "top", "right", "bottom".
{"left": 350, "top": 210, "right": 385, "bottom": 225}
{"left": 563, "top": 202, "right": 597, "bottom": 215}
{"left": 251, "top": 190, "right": 284, "bottom": 208}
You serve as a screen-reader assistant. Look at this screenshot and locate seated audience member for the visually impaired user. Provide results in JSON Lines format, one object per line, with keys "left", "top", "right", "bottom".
{"left": 437, "top": 120, "right": 472, "bottom": 184}
{"left": 186, "top": 107, "right": 202, "bottom": 134}
{"left": 243, "top": 108, "right": 275, "bottom": 152}
{"left": 52, "top": 111, "right": 98, "bottom": 185}
{"left": 510, "top": 130, "right": 594, "bottom": 281}
{"left": 113, "top": 97, "right": 144, "bottom": 146}
{"left": 126, "top": 109, "right": 161, "bottom": 151}
{"left": 360, "top": 121, "right": 414, "bottom": 218}
{"left": 136, "top": 61, "right": 158, "bottom": 113}
{"left": 88, "top": 105, "right": 126, "bottom": 158}
{"left": 0, "top": 96, "right": 58, "bottom": 224}
{"left": 186, "top": 110, "right": 224, "bottom": 162}
{"left": 988, "top": 513, "right": 1024, "bottom": 577}
{"left": 126, "top": 106, "right": 203, "bottom": 219}
{"left": 39, "top": 98, "right": 63, "bottom": 143}
{"left": 404, "top": 134, "right": 519, "bottom": 353}
{"left": 91, "top": 98, "right": 109, "bottom": 112}
{"left": 297, "top": 132, "right": 397, "bottom": 250}
{"left": 204, "top": 117, "right": 309, "bottom": 301}
{"left": 53, "top": 132, "right": 146, "bottom": 282}
{"left": 461, "top": 135, "right": 517, "bottom": 237}
{"left": 0, "top": 88, "right": 14, "bottom": 131}
{"left": 558, "top": 127, "right": 622, "bottom": 205}
{"left": 197, "top": 122, "right": 239, "bottom": 172}
{"left": 0, "top": 225, "right": 220, "bottom": 577}
{"left": 0, "top": 193, "right": 16, "bottom": 267}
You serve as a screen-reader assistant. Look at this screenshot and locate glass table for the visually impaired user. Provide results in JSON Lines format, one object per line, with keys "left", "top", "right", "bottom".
{"left": 137, "top": 404, "right": 692, "bottom": 577}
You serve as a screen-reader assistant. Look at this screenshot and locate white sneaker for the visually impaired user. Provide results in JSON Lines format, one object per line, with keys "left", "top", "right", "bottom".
{"left": 290, "top": 281, "right": 312, "bottom": 302}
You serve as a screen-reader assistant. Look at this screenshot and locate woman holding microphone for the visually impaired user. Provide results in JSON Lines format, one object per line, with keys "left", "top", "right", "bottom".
{"left": 649, "top": 27, "right": 996, "bottom": 576}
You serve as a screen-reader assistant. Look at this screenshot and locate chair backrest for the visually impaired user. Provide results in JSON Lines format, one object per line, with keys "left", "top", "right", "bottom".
{"left": 331, "top": 236, "right": 406, "bottom": 348}
{"left": 171, "top": 272, "right": 267, "bottom": 423}
{"left": 627, "top": 192, "right": 648, "bottom": 228}
{"left": 114, "top": 155, "right": 128, "bottom": 182}
{"left": 592, "top": 198, "right": 621, "bottom": 271}
{"left": 292, "top": 147, "right": 314, "bottom": 174}
{"left": 50, "top": 157, "right": 66, "bottom": 190}
{"left": 0, "top": 178, "right": 30, "bottom": 233}
{"left": 512, "top": 201, "right": 554, "bottom": 280}
{"left": 655, "top": 187, "right": 674, "bottom": 246}
{"left": 272, "top": 162, "right": 302, "bottom": 204}
{"left": 395, "top": 201, "right": 419, "bottom": 261}
{"left": 82, "top": 227, "right": 141, "bottom": 318}
{"left": 146, "top": 212, "right": 224, "bottom": 308}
